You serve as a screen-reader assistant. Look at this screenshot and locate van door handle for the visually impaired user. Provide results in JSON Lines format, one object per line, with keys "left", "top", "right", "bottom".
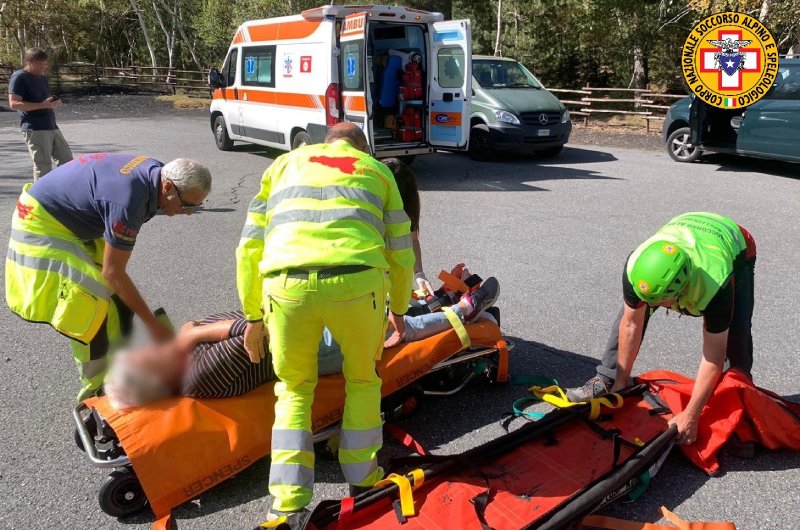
{"left": 443, "top": 93, "right": 454, "bottom": 102}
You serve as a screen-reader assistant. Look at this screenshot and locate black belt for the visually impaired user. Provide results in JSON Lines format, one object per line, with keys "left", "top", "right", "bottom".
{"left": 276, "top": 265, "right": 372, "bottom": 280}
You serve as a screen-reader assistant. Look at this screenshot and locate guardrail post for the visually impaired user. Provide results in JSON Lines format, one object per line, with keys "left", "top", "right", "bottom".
{"left": 94, "top": 63, "right": 101, "bottom": 94}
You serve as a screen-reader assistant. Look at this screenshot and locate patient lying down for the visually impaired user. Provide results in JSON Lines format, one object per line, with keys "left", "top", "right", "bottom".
{"left": 104, "top": 278, "right": 500, "bottom": 410}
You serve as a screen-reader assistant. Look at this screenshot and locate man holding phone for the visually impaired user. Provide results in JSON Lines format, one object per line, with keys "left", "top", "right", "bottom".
{"left": 8, "top": 47, "right": 73, "bottom": 180}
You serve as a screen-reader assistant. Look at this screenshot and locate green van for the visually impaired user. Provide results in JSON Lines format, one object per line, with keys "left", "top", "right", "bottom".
{"left": 469, "top": 56, "right": 572, "bottom": 160}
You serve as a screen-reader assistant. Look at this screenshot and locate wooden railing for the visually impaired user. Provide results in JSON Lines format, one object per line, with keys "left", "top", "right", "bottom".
{"left": 0, "top": 63, "right": 210, "bottom": 97}
{"left": 549, "top": 86, "right": 688, "bottom": 131}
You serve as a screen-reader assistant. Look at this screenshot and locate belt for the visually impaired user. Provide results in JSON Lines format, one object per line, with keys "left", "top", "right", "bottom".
{"left": 277, "top": 265, "right": 372, "bottom": 280}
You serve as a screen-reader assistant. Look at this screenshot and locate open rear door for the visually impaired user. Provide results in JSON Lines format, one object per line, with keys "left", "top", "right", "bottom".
{"left": 428, "top": 19, "right": 472, "bottom": 149}
{"left": 338, "top": 12, "right": 372, "bottom": 147}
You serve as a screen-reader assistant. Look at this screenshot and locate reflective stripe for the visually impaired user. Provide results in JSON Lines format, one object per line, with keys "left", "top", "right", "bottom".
{"left": 386, "top": 234, "right": 413, "bottom": 251}
{"left": 340, "top": 426, "right": 383, "bottom": 451}
{"left": 241, "top": 224, "right": 266, "bottom": 240}
{"left": 268, "top": 463, "right": 315, "bottom": 489}
{"left": 272, "top": 429, "right": 314, "bottom": 453}
{"left": 77, "top": 358, "right": 108, "bottom": 379}
{"left": 383, "top": 209, "right": 410, "bottom": 224}
{"left": 248, "top": 198, "right": 268, "bottom": 214}
{"left": 6, "top": 248, "right": 111, "bottom": 300}
{"left": 267, "top": 185, "right": 383, "bottom": 212}
{"left": 10, "top": 229, "right": 95, "bottom": 265}
{"left": 266, "top": 208, "right": 384, "bottom": 237}
{"left": 341, "top": 459, "right": 378, "bottom": 485}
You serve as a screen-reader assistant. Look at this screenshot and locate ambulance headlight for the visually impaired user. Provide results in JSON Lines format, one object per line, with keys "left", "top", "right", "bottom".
{"left": 494, "top": 110, "right": 520, "bottom": 125}
{"left": 561, "top": 109, "right": 570, "bottom": 123}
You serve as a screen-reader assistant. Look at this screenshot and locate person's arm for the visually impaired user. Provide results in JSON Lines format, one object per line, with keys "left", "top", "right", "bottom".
{"left": 609, "top": 303, "right": 648, "bottom": 392}
{"left": 237, "top": 163, "right": 276, "bottom": 362}
{"left": 175, "top": 319, "right": 234, "bottom": 352}
{"left": 8, "top": 93, "right": 60, "bottom": 111}
{"left": 411, "top": 231, "right": 433, "bottom": 294}
{"left": 382, "top": 172, "right": 416, "bottom": 316}
{"left": 102, "top": 244, "right": 171, "bottom": 341}
{"left": 669, "top": 329, "right": 727, "bottom": 444}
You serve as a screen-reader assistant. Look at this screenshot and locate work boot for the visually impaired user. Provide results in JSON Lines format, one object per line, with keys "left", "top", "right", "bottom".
{"left": 254, "top": 507, "right": 311, "bottom": 530}
{"left": 566, "top": 374, "right": 613, "bottom": 402}
{"left": 463, "top": 277, "right": 500, "bottom": 323}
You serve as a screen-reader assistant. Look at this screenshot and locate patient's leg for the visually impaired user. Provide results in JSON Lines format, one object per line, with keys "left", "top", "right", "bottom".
{"left": 403, "top": 307, "right": 464, "bottom": 342}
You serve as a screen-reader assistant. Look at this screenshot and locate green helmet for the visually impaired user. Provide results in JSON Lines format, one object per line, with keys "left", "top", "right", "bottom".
{"left": 629, "top": 240, "right": 690, "bottom": 304}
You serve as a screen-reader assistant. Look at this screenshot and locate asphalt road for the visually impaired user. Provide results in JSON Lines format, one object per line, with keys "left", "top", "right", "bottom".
{"left": 0, "top": 111, "right": 798, "bottom": 530}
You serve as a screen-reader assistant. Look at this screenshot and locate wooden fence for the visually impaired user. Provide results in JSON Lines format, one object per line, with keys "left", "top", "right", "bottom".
{"left": 550, "top": 87, "right": 688, "bottom": 132}
{"left": 0, "top": 63, "right": 210, "bottom": 97}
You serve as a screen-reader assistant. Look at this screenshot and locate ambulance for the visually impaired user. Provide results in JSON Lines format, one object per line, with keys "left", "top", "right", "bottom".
{"left": 208, "top": 5, "right": 472, "bottom": 160}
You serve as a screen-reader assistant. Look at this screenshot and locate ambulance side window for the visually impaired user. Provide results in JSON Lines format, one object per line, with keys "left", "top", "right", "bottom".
{"left": 341, "top": 42, "right": 363, "bottom": 91}
{"left": 222, "top": 48, "right": 238, "bottom": 87}
{"left": 437, "top": 47, "right": 465, "bottom": 89}
{"left": 241, "top": 45, "right": 276, "bottom": 88}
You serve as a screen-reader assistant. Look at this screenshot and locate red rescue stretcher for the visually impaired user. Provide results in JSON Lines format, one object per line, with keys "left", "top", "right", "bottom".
{"left": 72, "top": 317, "right": 510, "bottom": 522}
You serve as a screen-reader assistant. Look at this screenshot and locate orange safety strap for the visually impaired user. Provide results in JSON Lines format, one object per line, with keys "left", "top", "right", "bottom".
{"left": 437, "top": 270, "right": 469, "bottom": 293}
{"left": 153, "top": 513, "right": 173, "bottom": 530}
{"left": 576, "top": 506, "right": 737, "bottom": 530}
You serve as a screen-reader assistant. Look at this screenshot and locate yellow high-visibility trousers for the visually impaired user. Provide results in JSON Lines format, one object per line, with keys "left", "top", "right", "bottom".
{"left": 265, "top": 267, "right": 387, "bottom": 511}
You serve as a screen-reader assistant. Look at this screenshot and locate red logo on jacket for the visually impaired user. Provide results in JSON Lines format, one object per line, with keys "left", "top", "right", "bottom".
{"left": 111, "top": 221, "right": 138, "bottom": 243}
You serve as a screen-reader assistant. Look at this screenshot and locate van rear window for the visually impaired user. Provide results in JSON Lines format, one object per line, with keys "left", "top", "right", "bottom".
{"left": 242, "top": 45, "right": 276, "bottom": 87}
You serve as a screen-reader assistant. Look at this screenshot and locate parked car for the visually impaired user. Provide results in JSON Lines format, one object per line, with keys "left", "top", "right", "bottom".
{"left": 208, "top": 5, "right": 472, "bottom": 160}
{"left": 663, "top": 57, "right": 800, "bottom": 164}
{"left": 468, "top": 56, "right": 571, "bottom": 160}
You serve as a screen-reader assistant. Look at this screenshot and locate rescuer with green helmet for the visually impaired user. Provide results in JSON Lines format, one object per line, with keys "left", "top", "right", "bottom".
{"left": 567, "top": 212, "right": 757, "bottom": 446}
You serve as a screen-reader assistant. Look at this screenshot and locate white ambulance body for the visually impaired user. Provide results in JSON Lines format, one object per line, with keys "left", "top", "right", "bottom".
{"left": 209, "top": 5, "right": 472, "bottom": 159}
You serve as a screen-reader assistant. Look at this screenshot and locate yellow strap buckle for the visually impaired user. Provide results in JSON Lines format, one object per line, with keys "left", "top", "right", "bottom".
{"left": 530, "top": 385, "right": 624, "bottom": 420}
{"left": 373, "top": 468, "right": 425, "bottom": 518}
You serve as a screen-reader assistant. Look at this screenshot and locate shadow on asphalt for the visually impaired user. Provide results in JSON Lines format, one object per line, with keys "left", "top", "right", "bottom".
{"left": 702, "top": 153, "right": 800, "bottom": 180}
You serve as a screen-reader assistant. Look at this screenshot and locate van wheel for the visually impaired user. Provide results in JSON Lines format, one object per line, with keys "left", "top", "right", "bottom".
{"left": 214, "top": 116, "right": 234, "bottom": 151}
{"left": 292, "top": 131, "right": 313, "bottom": 150}
{"left": 667, "top": 127, "right": 701, "bottom": 163}
{"left": 469, "top": 124, "right": 494, "bottom": 161}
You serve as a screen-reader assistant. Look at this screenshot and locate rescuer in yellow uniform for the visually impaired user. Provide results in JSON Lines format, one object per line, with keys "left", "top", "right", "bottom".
{"left": 236, "top": 123, "right": 415, "bottom": 526}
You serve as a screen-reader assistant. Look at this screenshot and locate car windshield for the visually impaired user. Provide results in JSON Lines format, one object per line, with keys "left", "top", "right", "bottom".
{"left": 766, "top": 64, "right": 800, "bottom": 100}
{"left": 473, "top": 59, "right": 543, "bottom": 89}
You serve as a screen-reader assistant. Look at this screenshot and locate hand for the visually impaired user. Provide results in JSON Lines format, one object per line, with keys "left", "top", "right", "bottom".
{"left": 384, "top": 312, "right": 405, "bottom": 349}
{"left": 45, "top": 97, "right": 62, "bottom": 110}
{"left": 244, "top": 321, "right": 267, "bottom": 363}
{"left": 414, "top": 273, "right": 434, "bottom": 296}
{"left": 668, "top": 411, "right": 699, "bottom": 445}
{"left": 148, "top": 319, "right": 174, "bottom": 343}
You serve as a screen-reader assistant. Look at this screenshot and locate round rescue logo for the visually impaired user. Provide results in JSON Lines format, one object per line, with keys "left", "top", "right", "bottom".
{"left": 681, "top": 11, "right": 779, "bottom": 109}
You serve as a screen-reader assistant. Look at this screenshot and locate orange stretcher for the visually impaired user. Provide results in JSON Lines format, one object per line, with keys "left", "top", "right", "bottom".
{"left": 73, "top": 319, "right": 509, "bottom": 523}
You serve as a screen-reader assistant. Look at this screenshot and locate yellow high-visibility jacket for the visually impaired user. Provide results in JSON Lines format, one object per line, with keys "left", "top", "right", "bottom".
{"left": 236, "top": 140, "right": 416, "bottom": 320}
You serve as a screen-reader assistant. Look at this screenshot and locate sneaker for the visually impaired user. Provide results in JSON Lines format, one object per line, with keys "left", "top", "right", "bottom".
{"left": 254, "top": 507, "right": 311, "bottom": 530}
{"left": 565, "top": 374, "right": 613, "bottom": 402}
{"left": 463, "top": 277, "right": 500, "bottom": 323}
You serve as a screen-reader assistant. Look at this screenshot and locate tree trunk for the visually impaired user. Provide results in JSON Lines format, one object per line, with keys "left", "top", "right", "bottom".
{"left": 631, "top": 43, "right": 647, "bottom": 90}
{"left": 130, "top": 0, "right": 158, "bottom": 71}
{"left": 759, "top": 0, "right": 775, "bottom": 22}
{"left": 494, "top": 0, "right": 502, "bottom": 57}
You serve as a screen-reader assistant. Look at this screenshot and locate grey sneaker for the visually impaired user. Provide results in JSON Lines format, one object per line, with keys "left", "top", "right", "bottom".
{"left": 463, "top": 277, "right": 500, "bottom": 323}
{"left": 566, "top": 374, "right": 613, "bottom": 402}
{"left": 255, "top": 507, "right": 311, "bottom": 530}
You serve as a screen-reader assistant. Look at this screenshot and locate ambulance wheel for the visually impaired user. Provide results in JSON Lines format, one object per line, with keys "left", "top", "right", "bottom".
{"left": 469, "top": 124, "right": 494, "bottom": 161}
{"left": 667, "top": 127, "right": 701, "bottom": 163}
{"left": 98, "top": 468, "right": 148, "bottom": 518}
{"left": 214, "top": 115, "right": 234, "bottom": 151}
{"left": 292, "top": 131, "right": 313, "bottom": 150}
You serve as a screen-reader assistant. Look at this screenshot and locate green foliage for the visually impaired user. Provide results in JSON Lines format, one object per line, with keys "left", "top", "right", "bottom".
{"left": 0, "top": 0, "right": 797, "bottom": 89}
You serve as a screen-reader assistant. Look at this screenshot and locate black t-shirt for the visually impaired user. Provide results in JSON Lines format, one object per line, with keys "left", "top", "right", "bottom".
{"left": 621, "top": 258, "right": 734, "bottom": 334}
{"left": 8, "top": 70, "right": 57, "bottom": 131}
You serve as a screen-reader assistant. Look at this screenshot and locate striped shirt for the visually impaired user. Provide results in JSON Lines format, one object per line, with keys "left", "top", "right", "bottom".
{"left": 180, "top": 311, "right": 274, "bottom": 398}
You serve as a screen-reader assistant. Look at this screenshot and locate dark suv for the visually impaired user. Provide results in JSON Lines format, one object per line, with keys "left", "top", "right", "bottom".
{"left": 663, "top": 57, "right": 800, "bottom": 164}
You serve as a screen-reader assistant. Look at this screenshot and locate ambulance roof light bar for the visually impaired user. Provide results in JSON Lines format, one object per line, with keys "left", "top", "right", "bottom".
{"left": 301, "top": 5, "right": 444, "bottom": 23}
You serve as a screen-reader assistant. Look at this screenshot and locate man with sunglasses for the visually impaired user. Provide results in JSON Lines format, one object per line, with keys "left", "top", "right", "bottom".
{"left": 5, "top": 153, "right": 212, "bottom": 400}
{"left": 566, "top": 212, "right": 757, "bottom": 446}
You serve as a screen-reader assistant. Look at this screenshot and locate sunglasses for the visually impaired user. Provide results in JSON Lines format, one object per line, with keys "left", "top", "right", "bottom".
{"left": 168, "top": 179, "right": 204, "bottom": 210}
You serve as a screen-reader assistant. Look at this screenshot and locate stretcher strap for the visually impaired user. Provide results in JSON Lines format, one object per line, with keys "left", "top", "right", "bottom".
{"left": 153, "top": 513, "right": 173, "bottom": 530}
{"left": 386, "top": 423, "right": 428, "bottom": 455}
{"left": 442, "top": 307, "right": 471, "bottom": 349}
{"left": 373, "top": 469, "right": 425, "bottom": 520}
{"left": 578, "top": 506, "right": 737, "bottom": 530}
{"left": 438, "top": 270, "right": 469, "bottom": 293}
{"left": 258, "top": 516, "right": 288, "bottom": 528}
{"left": 338, "top": 496, "right": 355, "bottom": 522}
{"left": 530, "top": 384, "right": 624, "bottom": 420}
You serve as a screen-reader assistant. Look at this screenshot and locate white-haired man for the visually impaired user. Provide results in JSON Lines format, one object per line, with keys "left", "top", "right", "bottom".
{"left": 5, "top": 153, "right": 212, "bottom": 400}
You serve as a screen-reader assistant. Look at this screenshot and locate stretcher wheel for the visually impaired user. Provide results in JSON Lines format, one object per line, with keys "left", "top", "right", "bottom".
{"left": 98, "top": 468, "right": 148, "bottom": 518}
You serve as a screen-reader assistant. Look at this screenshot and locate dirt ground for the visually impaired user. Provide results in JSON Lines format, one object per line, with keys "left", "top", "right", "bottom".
{"left": 0, "top": 94, "right": 665, "bottom": 152}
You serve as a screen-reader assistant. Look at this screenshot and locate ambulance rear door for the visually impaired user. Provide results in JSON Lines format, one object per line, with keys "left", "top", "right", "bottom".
{"left": 428, "top": 19, "right": 472, "bottom": 149}
{"left": 338, "top": 12, "right": 372, "bottom": 147}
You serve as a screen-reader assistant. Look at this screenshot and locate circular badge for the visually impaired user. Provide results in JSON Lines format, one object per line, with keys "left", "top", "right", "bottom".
{"left": 682, "top": 12, "right": 780, "bottom": 109}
